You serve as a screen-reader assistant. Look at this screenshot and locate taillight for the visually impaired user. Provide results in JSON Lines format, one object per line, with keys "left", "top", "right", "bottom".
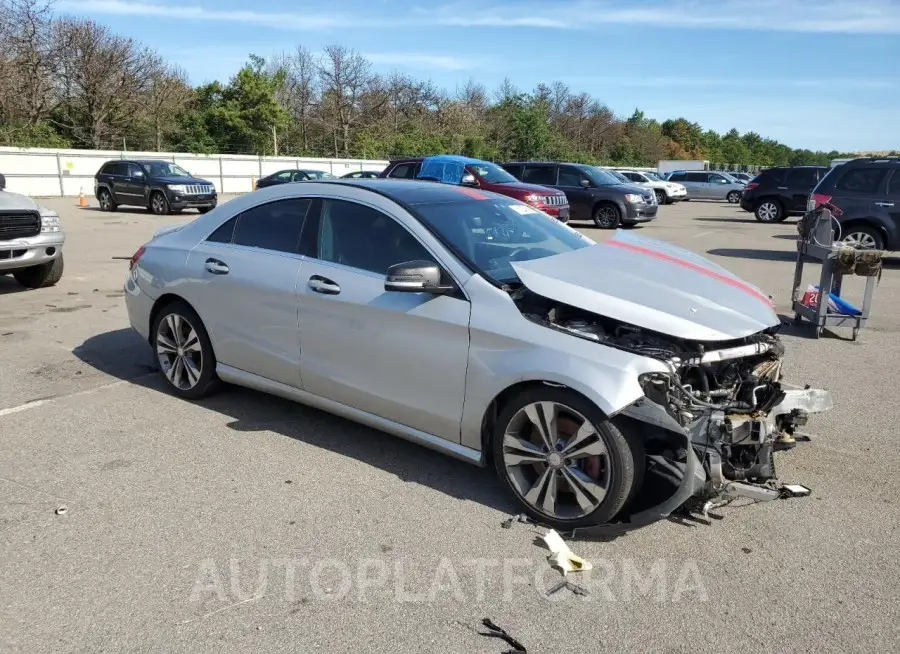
{"left": 744, "top": 182, "right": 759, "bottom": 191}
{"left": 809, "top": 193, "right": 832, "bottom": 212}
{"left": 129, "top": 245, "right": 146, "bottom": 271}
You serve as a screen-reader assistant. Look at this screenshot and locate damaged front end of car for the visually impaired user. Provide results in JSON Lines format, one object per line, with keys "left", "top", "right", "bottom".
{"left": 514, "top": 290, "right": 834, "bottom": 534}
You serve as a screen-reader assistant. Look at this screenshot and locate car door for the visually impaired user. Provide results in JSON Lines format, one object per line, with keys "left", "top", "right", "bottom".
{"left": 296, "top": 197, "right": 470, "bottom": 443}
{"left": 106, "top": 162, "right": 132, "bottom": 204}
{"left": 124, "top": 163, "right": 149, "bottom": 205}
{"left": 181, "top": 197, "right": 313, "bottom": 387}
{"left": 783, "top": 168, "right": 820, "bottom": 212}
{"left": 556, "top": 165, "right": 595, "bottom": 220}
{"left": 685, "top": 172, "right": 712, "bottom": 198}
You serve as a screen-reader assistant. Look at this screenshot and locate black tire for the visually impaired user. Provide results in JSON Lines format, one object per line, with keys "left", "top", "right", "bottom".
{"left": 754, "top": 198, "right": 785, "bottom": 222}
{"left": 149, "top": 191, "right": 170, "bottom": 215}
{"left": 654, "top": 189, "right": 667, "bottom": 205}
{"left": 197, "top": 206, "right": 212, "bottom": 214}
{"left": 492, "top": 386, "right": 641, "bottom": 530}
{"left": 840, "top": 224, "right": 884, "bottom": 250}
{"left": 593, "top": 202, "right": 621, "bottom": 229}
{"left": 726, "top": 190, "right": 741, "bottom": 204}
{"left": 13, "top": 254, "right": 64, "bottom": 288}
{"left": 151, "top": 300, "right": 221, "bottom": 400}
{"left": 98, "top": 188, "right": 117, "bottom": 212}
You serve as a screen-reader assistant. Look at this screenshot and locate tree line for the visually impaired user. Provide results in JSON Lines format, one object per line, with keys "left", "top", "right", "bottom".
{"left": 0, "top": 0, "right": 869, "bottom": 168}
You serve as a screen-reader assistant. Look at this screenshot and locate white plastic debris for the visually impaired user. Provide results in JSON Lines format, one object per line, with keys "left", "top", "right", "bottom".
{"left": 542, "top": 529, "right": 592, "bottom": 576}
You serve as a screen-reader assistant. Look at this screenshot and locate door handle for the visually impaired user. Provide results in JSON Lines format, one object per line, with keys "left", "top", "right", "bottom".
{"left": 308, "top": 275, "right": 340, "bottom": 295}
{"left": 777, "top": 186, "right": 789, "bottom": 190}
{"left": 205, "top": 258, "right": 229, "bottom": 275}
{"left": 875, "top": 202, "right": 895, "bottom": 207}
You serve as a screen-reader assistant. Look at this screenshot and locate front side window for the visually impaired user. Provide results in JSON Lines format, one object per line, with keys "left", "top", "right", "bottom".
{"left": 222, "top": 198, "right": 312, "bottom": 253}
{"left": 273, "top": 171, "right": 294, "bottom": 181}
{"left": 316, "top": 200, "right": 432, "bottom": 275}
{"left": 415, "top": 198, "right": 592, "bottom": 285}
{"left": 142, "top": 161, "right": 191, "bottom": 177}
{"left": 387, "top": 163, "right": 419, "bottom": 179}
{"left": 557, "top": 166, "right": 586, "bottom": 187}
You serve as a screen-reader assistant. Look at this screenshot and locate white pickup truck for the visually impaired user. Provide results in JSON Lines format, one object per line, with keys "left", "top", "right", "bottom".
{"left": 0, "top": 190, "right": 65, "bottom": 288}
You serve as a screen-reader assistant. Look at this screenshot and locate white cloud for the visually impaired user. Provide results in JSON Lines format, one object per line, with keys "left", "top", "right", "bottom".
{"left": 56, "top": 0, "right": 900, "bottom": 34}
{"left": 364, "top": 52, "right": 478, "bottom": 71}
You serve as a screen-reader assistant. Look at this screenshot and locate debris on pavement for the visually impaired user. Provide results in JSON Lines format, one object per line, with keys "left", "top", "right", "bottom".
{"left": 478, "top": 618, "right": 527, "bottom": 653}
{"left": 500, "top": 513, "right": 532, "bottom": 529}
{"left": 542, "top": 529, "right": 592, "bottom": 576}
{"left": 545, "top": 579, "right": 590, "bottom": 598}
{"left": 55, "top": 505, "right": 67, "bottom": 515}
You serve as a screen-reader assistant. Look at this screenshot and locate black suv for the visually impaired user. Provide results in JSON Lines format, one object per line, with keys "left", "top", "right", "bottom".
{"left": 94, "top": 160, "right": 217, "bottom": 215}
{"left": 501, "top": 161, "right": 656, "bottom": 228}
{"left": 739, "top": 165, "right": 828, "bottom": 222}
{"left": 809, "top": 157, "right": 900, "bottom": 251}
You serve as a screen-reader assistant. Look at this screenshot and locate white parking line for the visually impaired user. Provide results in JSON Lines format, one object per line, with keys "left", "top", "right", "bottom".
{"left": 0, "top": 373, "right": 157, "bottom": 419}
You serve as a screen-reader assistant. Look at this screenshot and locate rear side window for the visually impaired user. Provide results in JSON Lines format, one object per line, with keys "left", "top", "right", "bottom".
{"left": 222, "top": 198, "right": 313, "bottom": 253}
{"left": 387, "top": 163, "right": 419, "bottom": 179}
{"left": 501, "top": 164, "right": 523, "bottom": 178}
{"left": 785, "top": 169, "right": 819, "bottom": 187}
{"left": 759, "top": 169, "right": 786, "bottom": 184}
{"left": 685, "top": 172, "right": 708, "bottom": 182}
{"left": 888, "top": 170, "right": 900, "bottom": 195}
{"left": 522, "top": 165, "right": 557, "bottom": 185}
{"left": 834, "top": 167, "right": 889, "bottom": 194}
{"left": 103, "top": 162, "right": 127, "bottom": 176}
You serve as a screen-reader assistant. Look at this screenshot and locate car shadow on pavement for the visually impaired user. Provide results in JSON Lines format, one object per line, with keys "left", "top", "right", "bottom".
{"left": 0, "top": 275, "right": 28, "bottom": 296}
{"left": 73, "top": 328, "right": 515, "bottom": 515}
{"left": 706, "top": 248, "right": 797, "bottom": 262}
{"left": 693, "top": 217, "right": 768, "bottom": 224}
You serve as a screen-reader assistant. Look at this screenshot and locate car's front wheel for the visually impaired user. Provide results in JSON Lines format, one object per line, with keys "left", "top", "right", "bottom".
{"left": 150, "top": 191, "right": 170, "bottom": 215}
{"left": 152, "top": 301, "right": 220, "bottom": 400}
{"left": 654, "top": 189, "right": 667, "bottom": 205}
{"left": 12, "top": 254, "right": 64, "bottom": 288}
{"left": 492, "top": 387, "right": 641, "bottom": 530}
{"left": 593, "top": 203, "right": 621, "bottom": 229}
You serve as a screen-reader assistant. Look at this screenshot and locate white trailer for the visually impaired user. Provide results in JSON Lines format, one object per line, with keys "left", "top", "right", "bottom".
{"left": 656, "top": 160, "right": 709, "bottom": 174}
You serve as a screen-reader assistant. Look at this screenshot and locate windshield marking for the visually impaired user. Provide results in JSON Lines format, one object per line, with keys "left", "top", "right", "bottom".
{"left": 604, "top": 239, "right": 774, "bottom": 306}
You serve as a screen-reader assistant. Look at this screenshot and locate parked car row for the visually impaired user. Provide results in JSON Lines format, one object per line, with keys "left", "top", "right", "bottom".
{"left": 662, "top": 170, "right": 746, "bottom": 204}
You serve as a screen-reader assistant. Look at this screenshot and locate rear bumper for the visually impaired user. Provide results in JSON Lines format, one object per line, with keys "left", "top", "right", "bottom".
{"left": 124, "top": 274, "right": 155, "bottom": 343}
{"left": 0, "top": 232, "right": 65, "bottom": 271}
{"left": 740, "top": 198, "right": 755, "bottom": 212}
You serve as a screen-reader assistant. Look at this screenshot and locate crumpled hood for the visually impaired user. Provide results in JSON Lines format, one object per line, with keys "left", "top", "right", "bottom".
{"left": 511, "top": 230, "right": 779, "bottom": 341}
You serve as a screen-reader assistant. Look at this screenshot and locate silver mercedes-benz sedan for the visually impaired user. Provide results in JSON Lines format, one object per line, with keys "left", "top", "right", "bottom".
{"left": 124, "top": 179, "right": 832, "bottom": 533}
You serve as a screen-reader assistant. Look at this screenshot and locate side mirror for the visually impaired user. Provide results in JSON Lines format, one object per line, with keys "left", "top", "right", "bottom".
{"left": 580, "top": 178, "right": 591, "bottom": 188}
{"left": 385, "top": 260, "right": 455, "bottom": 294}
{"left": 460, "top": 173, "right": 478, "bottom": 187}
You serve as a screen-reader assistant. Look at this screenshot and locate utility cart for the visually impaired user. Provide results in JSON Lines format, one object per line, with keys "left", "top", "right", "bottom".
{"left": 790, "top": 205, "right": 883, "bottom": 340}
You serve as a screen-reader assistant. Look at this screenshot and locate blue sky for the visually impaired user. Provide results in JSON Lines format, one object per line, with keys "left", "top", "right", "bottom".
{"left": 57, "top": 0, "right": 900, "bottom": 152}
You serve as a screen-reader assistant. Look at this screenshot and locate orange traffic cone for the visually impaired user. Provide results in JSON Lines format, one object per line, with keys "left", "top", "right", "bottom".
{"left": 78, "top": 187, "right": 87, "bottom": 207}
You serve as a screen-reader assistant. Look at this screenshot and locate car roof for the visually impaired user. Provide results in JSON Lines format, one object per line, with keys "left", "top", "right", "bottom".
{"left": 316, "top": 178, "right": 512, "bottom": 206}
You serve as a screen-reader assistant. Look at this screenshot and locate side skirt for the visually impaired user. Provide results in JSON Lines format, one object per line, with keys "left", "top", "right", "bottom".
{"left": 216, "top": 364, "right": 485, "bottom": 466}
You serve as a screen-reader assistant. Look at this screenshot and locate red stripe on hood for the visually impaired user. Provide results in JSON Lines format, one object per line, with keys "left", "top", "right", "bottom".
{"left": 454, "top": 186, "right": 488, "bottom": 200}
{"left": 604, "top": 239, "right": 774, "bottom": 306}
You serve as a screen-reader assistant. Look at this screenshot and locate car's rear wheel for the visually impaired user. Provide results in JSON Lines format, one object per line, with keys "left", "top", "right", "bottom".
{"left": 152, "top": 301, "right": 220, "bottom": 400}
{"left": 593, "top": 203, "right": 621, "bottom": 229}
{"left": 841, "top": 225, "right": 883, "bottom": 250}
{"left": 726, "top": 190, "right": 742, "bottom": 204}
{"left": 12, "top": 254, "right": 64, "bottom": 289}
{"left": 492, "top": 387, "right": 640, "bottom": 530}
{"left": 98, "top": 188, "right": 117, "bottom": 212}
{"left": 150, "top": 191, "right": 170, "bottom": 215}
{"left": 755, "top": 199, "right": 784, "bottom": 222}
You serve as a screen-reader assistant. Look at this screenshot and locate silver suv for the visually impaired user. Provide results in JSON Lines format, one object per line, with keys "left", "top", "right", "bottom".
{"left": 0, "top": 190, "right": 65, "bottom": 288}
{"left": 666, "top": 170, "right": 745, "bottom": 203}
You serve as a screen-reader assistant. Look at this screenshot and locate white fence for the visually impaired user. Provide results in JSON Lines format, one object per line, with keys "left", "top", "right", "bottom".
{"left": 0, "top": 147, "right": 390, "bottom": 197}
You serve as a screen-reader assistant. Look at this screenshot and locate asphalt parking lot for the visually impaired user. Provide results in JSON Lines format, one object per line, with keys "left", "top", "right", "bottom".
{"left": 2, "top": 196, "right": 899, "bottom": 652}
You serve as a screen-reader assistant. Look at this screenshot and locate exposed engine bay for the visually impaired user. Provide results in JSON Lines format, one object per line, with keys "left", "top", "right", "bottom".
{"left": 513, "top": 288, "right": 833, "bottom": 525}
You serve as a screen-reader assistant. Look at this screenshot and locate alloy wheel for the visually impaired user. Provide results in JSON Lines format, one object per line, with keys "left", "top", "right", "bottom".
{"left": 501, "top": 401, "right": 610, "bottom": 520}
{"left": 156, "top": 313, "right": 203, "bottom": 390}
{"left": 654, "top": 190, "right": 665, "bottom": 204}
{"left": 595, "top": 206, "right": 618, "bottom": 228}
{"left": 727, "top": 191, "right": 741, "bottom": 203}
{"left": 152, "top": 193, "right": 166, "bottom": 214}
{"left": 99, "top": 191, "right": 110, "bottom": 210}
{"left": 842, "top": 231, "right": 878, "bottom": 250}
{"left": 757, "top": 201, "right": 779, "bottom": 221}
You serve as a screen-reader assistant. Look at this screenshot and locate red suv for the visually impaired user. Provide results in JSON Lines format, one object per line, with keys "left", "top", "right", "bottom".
{"left": 379, "top": 156, "right": 570, "bottom": 222}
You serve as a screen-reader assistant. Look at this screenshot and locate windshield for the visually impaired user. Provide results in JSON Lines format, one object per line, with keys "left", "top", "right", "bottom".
{"left": 143, "top": 161, "right": 191, "bottom": 177}
{"left": 645, "top": 172, "right": 664, "bottom": 181}
{"left": 415, "top": 198, "right": 593, "bottom": 284}
{"left": 469, "top": 162, "right": 519, "bottom": 184}
{"left": 585, "top": 166, "right": 623, "bottom": 186}
{"left": 609, "top": 170, "right": 631, "bottom": 183}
